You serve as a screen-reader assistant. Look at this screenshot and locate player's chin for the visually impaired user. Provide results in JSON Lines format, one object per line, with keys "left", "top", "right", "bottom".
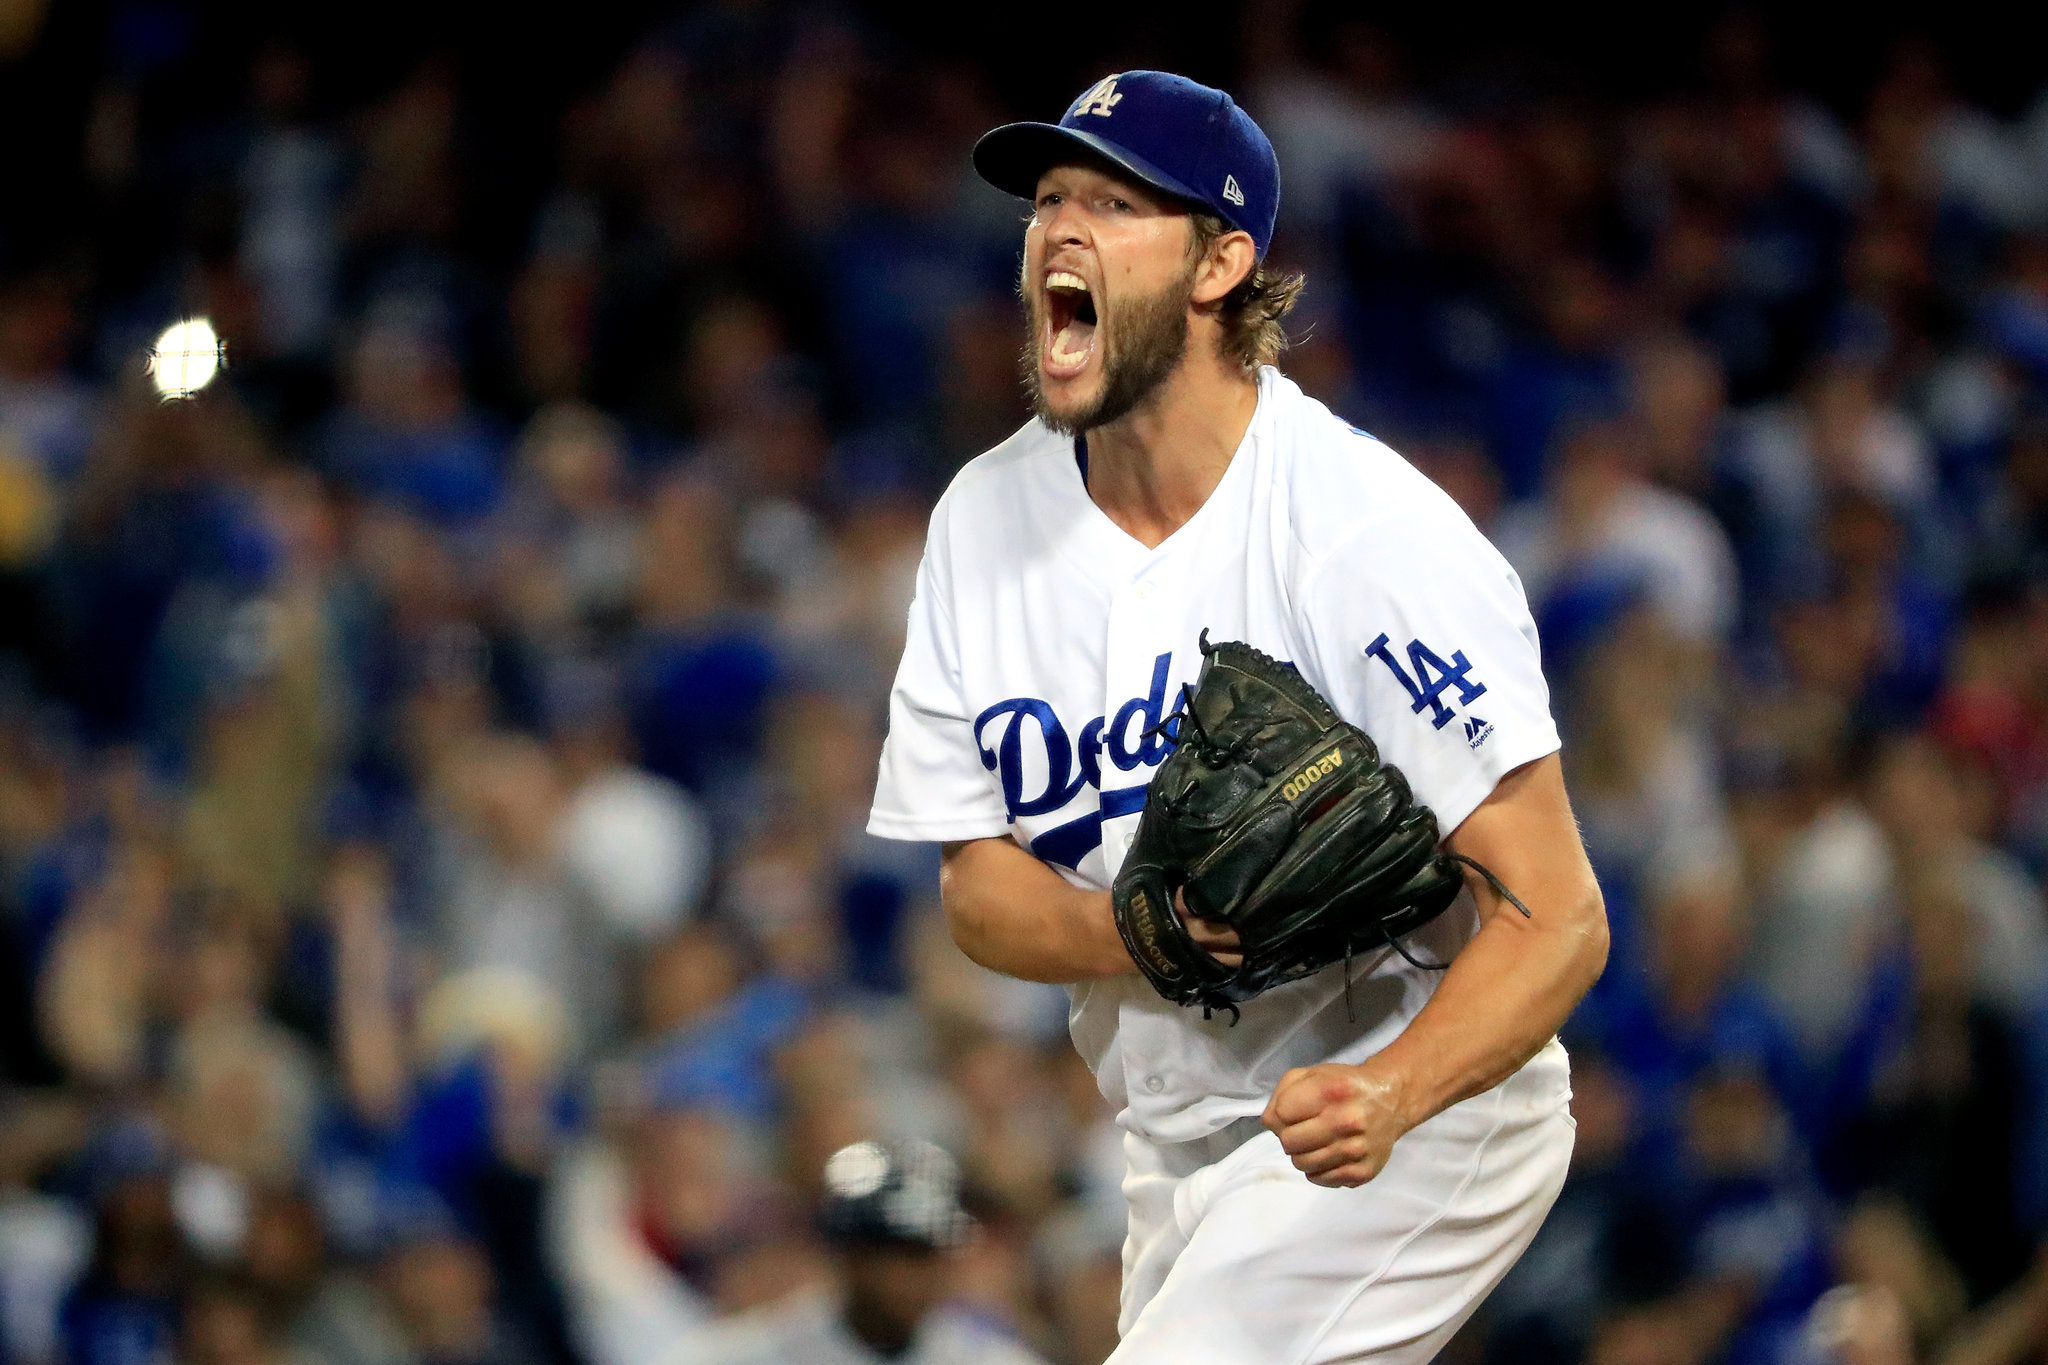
{"left": 1034, "top": 364, "right": 1105, "bottom": 427}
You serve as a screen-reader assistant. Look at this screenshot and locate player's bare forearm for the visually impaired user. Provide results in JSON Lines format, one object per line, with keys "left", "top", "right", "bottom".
{"left": 1265, "top": 754, "right": 1606, "bottom": 1184}
{"left": 1376, "top": 753, "right": 1606, "bottom": 1116}
{"left": 1378, "top": 755, "right": 1605, "bottom": 1115}
{"left": 939, "top": 836, "right": 1138, "bottom": 984}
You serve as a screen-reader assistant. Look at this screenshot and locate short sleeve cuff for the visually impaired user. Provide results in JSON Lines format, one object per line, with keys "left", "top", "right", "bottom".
{"left": 865, "top": 811, "right": 1014, "bottom": 844}
{"left": 1427, "top": 731, "right": 1562, "bottom": 839}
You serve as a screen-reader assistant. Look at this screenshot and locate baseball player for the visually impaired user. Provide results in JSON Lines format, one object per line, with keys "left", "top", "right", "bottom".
{"left": 678, "top": 1140, "right": 1046, "bottom": 1365}
{"left": 868, "top": 70, "right": 1609, "bottom": 1363}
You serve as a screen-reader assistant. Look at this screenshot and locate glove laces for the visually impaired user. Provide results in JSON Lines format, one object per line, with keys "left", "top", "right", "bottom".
{"left": 1371, "top": 853, "right": 1534, "bottom": 975}
{"left": 1147, "top": 682, "right": 1249, "bottom": 770}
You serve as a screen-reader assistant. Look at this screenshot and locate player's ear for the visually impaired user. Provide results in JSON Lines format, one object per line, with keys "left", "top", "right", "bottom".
{"left": 1190, "top": 229, "right": 1256, "bottom": 306}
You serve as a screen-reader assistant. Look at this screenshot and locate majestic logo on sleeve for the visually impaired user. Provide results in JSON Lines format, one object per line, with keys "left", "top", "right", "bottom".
{"left": 973, "top": 652, "right": 1175, "bottom": 869}
{"left": 1364, "top": 633, "right": 1490, "bottom": 744}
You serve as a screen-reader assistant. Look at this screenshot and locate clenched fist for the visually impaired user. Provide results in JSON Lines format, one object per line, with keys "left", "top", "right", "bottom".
{"left": 1261, "top": 1062, "right": 1415, "bottom": 1188}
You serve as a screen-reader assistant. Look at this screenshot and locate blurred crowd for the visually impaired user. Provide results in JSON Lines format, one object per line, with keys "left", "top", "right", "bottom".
{"left": 4, "top": 4, "right": 2048, "bottom": 1364}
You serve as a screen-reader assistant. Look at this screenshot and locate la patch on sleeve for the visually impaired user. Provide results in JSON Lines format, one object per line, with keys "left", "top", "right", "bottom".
{"left": 1364, "top": 632, "right": 1493, "bottom": 748}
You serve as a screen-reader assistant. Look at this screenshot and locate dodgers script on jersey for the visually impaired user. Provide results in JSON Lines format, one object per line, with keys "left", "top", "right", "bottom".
{"left": 868, "top": 368, "right": 1561, "bottom": 1144}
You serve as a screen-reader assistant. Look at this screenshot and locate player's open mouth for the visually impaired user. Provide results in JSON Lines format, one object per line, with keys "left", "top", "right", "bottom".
{"left": 1043, "top": 270, "right": 1097, "bottom": 380}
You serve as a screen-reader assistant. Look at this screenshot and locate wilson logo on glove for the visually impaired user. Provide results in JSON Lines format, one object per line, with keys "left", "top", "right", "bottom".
{"left": 1124, "top": 888, "right": 1180, "bottom": 980}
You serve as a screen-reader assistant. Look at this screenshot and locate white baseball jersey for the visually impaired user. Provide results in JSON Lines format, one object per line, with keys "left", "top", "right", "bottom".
{"left": 868, "top": 367, "right": 1562, "bottom": 1145}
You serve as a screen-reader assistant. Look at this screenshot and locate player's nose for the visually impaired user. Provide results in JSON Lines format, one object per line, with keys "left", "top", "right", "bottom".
{"left": 1036, "top": 197, "right": 1090, "bottom": 251}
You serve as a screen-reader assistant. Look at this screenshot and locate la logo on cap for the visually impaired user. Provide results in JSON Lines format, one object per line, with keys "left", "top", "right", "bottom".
{"left": 1074, "top": 75, "right": 1123, "bottom": 118}
{"left": 1222, "top": 174, "right": 1245, "bottom": 206}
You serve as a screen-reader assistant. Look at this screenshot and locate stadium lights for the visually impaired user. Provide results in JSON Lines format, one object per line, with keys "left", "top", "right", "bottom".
{"left": 147, "top": 317, "right": 225, "bottom": 400}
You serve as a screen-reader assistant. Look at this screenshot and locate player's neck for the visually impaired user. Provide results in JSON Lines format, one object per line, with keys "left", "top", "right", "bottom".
{"left": 1082, "top": 354, "right": 1259, "bottom": 550}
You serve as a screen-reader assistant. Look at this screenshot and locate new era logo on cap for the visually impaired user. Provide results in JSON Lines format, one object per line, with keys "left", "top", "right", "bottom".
{"left": 972, "top": 70, "right": 1282, "bottom": 260}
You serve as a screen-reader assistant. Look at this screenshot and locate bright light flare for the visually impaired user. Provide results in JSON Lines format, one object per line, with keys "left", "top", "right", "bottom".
{"left": 147, "top": 317, "right": 224, "bottom": 400}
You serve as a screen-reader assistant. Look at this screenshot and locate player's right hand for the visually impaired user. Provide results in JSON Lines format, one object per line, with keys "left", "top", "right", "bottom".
{"left": 1262, "top": 1062, "right": 1413, "bottom": 1187}
{"left": 1174, "top": 888, "right": 1242, "bottom": 968}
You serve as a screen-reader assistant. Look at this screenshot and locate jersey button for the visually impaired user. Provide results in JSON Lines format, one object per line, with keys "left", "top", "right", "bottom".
{"left": 1144, "top": 1074, "right": 1165, "bottom": 1094}
{"left": 1134, "top": 581, "right": 1155, "bottom": 600}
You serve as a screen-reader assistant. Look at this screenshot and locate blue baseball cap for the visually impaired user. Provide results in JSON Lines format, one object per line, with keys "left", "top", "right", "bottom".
{"left": 974, "top": 71, "right": 1280, "bottom": 260}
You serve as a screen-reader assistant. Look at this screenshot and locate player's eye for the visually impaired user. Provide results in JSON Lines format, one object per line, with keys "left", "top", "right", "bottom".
{"left": 1036, "top": 192, "right": 1063, "bottom": 210}
{"left": 1108, "top": 197, "right": 1132, "bottom": 212}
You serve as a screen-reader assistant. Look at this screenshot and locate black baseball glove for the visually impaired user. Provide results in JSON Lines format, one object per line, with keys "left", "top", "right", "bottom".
{"left": 1110, "top": 633, "right": 1527, "bottom": 1017}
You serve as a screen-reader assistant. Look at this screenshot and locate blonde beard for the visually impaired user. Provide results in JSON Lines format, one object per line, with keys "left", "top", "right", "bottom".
{"left": 1020, "top": 264, "right": 1196, "bottom": 436}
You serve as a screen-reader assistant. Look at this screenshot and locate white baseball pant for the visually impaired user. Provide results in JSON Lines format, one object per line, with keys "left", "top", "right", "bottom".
{"left": 1111, "top": 1038, "right": 1575, "bottom": 1364}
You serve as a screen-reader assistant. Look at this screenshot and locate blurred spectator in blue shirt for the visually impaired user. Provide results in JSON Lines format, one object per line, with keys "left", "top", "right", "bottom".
{"left": 621, "top": 473, "right": 779, "bottom": 819}
{"left": 60, "top": 1144, "right": 187, "bottom": 1365}
{"left": 1496, "top": 417, "right": 1740, "bottom": 656}
{"left": 1578, "top": 844, "right": 1807, "bottom": 1162}
{"left": 0, "top": 275, "right": 97, "bottom": 491}
{"left": 316, "top": 306, "right": 505, "bottom": 530}
{"left": 1821, "top": 868, "right": 2035, "bottom": 1303}
{"left": 1726, "top": 353, "right": 1938, "bottom": 612}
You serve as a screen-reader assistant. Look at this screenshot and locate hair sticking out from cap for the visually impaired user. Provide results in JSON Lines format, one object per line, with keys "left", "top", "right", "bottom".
{"left": 1187, "top": 213, "right": 1305, "bottom": 371}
